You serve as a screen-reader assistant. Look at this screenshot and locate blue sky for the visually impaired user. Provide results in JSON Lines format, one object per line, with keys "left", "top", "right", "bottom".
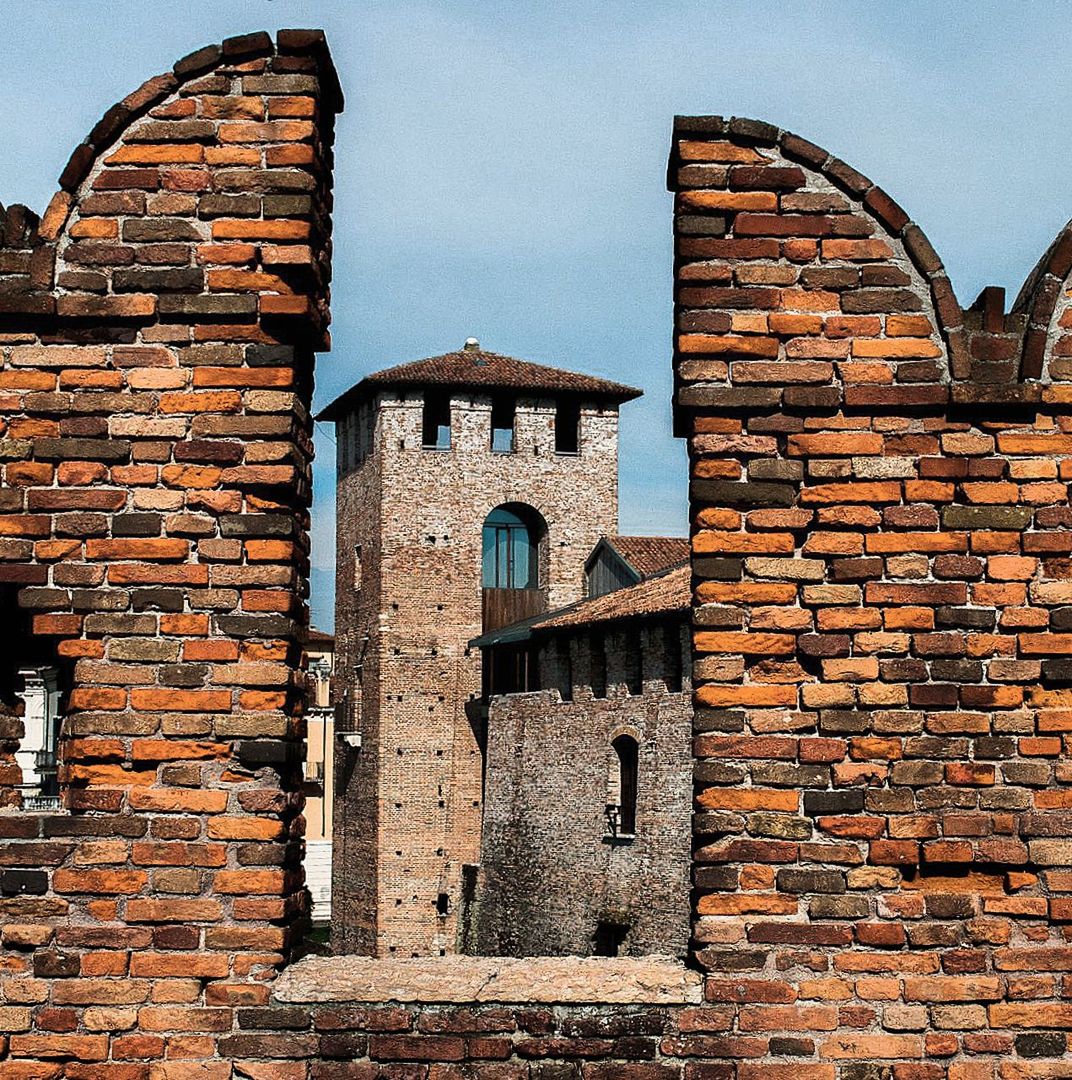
{"left": 3, "top": 1, "right": 1071, "bottom": 630}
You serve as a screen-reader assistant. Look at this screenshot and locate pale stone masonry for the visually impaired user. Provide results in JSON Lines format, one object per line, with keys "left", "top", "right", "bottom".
{"left": 302, "top": 628, "right": 335, "bottom": 921}
{"left": 320, "top": 342, "right": 639, "bottom": 956}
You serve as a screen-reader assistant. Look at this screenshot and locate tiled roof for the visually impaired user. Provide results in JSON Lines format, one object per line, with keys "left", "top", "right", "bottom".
{"left": 538, "top": 564, "right": 690, "bottom": 631}
{"left": 316, "top": 343, "right": 641, "bottom": 420}
{"left": 604, "top": 535, "right": 690, "bottom": 579}
{"left": 471, "top": 564, "right": 690, "bottom": 648}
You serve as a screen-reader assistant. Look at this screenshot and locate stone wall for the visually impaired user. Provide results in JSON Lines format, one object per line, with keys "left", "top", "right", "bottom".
{"left": 471, "top": 620, "right": 692, "bottom": 958}
{"left": 331, "top": 389, "right": 622, "bottom": 957}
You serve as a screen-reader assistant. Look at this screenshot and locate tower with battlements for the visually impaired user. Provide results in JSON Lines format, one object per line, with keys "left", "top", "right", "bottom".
{"left": 320, "top": 340, "right": 639, "bottom": 955}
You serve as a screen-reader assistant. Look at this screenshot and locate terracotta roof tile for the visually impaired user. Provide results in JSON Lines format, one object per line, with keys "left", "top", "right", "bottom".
{"left": 536, "top": 564, "right": 690, "bottom": 631}
{"left": 605, "top": 535, "right": 690, "bottom": 579}
{"left": 316, "top": 344, "right": 641, "bottom": 420}
{"left": 472, "top": 565, "right": 690, "bottom": 648}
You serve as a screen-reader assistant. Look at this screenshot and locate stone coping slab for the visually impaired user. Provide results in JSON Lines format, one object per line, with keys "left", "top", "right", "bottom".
{"left": 274, "top": 955, "right": 703, "bottom": 1005}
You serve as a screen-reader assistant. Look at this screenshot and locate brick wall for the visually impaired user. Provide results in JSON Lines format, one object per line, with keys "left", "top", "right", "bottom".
{"left": 6, "top": 29, "right": 1072, "bottom": 1074}
{"left": 672, "top": 115, "right": 1072, "bottom": 1072}
{"left": 0, "top": 29, "right": 345, "bottom": 1072}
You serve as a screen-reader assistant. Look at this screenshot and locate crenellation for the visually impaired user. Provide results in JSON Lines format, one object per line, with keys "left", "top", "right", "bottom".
{"left": 7, "top": 32, "right": 1072, "bottom": 1076}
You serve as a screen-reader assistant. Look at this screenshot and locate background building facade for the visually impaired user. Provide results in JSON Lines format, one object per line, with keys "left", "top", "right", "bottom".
{"left": 466, "top": 562, "right": 692, "bottom": 958}
{"left": 302, "top": 628, "right": 335, "bottom": 923}
{"left": 322, "top": 342, "right": 639, "bottom": 955}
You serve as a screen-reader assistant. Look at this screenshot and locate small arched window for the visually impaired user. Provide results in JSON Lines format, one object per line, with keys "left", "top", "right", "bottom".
{"left": 482, "top": 507, "right": 538, "bottom": 590}
{"left": 610, "top": 734, "right": 638, "bottom": 836}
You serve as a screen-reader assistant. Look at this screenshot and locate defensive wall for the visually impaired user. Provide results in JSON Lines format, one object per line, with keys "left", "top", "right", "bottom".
{"left": 2, "top": 29, "right": 1072, "bottom": 1080}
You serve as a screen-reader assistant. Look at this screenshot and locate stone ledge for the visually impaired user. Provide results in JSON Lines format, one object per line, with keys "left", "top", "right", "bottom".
{"left": 273, "top": 955, "right": 703, "bottom": 1005}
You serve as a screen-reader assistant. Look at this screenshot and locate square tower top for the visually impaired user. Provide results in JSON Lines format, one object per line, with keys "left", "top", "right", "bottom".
{"left": 316, "top": 340, "right": 641, "bottom": 422}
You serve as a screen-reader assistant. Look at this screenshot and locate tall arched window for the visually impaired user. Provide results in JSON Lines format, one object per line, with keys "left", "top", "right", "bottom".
{"left": 482, "top": 506, "right": 538, "bottom": 590}
{"left": 611, "top": 734, "right": 638, "bottom": 836}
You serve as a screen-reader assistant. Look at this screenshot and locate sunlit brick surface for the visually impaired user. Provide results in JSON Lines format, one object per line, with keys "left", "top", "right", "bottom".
{"left": 6, "top": 44, "right": 1072, "bottom": 1074}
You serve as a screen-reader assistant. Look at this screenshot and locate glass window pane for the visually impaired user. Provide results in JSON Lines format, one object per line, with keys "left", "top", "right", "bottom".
{"left": 527, "top": 530, "right": 538, "bottom": 588}
{"left": 497, "top": 527, "right": 510, "bottom": 588}
{"left": 482, "top": 526, "right": 497, "bottom": 587}
{"left": 482, "top": 507, "right": 540, "bottom": 589}
{"left": 509, "top": 526, "right": 530, "bottom": 589}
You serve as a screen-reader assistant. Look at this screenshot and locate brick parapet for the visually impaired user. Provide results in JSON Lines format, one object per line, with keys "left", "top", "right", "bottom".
{"left": 0, "top": 28, "right": 341, "bottom": 1069}
{"left": 670, "top": 116, "right": 1072, "bottom": 1071}
{"left": 9, "top": 48, "right": 1072, "bottom": 1077}
{"left": 1, "top": 29, "right": 340, "bottom": 337}
{"left": 666, "top": 115, "right": 1072, "bottom": 419}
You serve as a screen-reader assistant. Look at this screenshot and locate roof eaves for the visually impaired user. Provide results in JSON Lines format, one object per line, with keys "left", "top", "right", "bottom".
{"left": 316, "top": 352, "right": 642, "bottom": 421}
{"left": 468, "top": 606, "right": 562, "bottom": 650}
{"left": 471, "top": 563, "right": 690, "bottom": 648}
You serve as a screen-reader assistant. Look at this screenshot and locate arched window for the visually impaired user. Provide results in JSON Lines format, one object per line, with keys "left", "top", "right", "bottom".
{"left": 482, "top": 506, "right": 538, "bottom": 590}
{"left": 610, "top": 734, "right": 638, "bottom": 836}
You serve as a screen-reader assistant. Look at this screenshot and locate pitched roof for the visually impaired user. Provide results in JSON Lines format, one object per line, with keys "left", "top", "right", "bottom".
{"left": 471, "top": 564, "right": 690, "bottom": 648}
{"left": 601, "top": 535, "right": 690, "bottom": 580}
{"left": 316, "top": 342, "right": 642, "bottom": 420}
{"left": 539, "top": 564, "right": 690, "bottom": 631}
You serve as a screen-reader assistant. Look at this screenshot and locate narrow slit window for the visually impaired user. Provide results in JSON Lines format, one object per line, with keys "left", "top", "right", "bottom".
{"left": 491, "top": 396, "right": 515, "bottom": 453}
{"left": 664, "top": 623, "right": 682, "bottom": 693}
{"left": 558, "top": 639, "right": 573, "bottom": 703}
{"left": 422, "top": 393, "right": 451, "bottom": 450}
{"left": 555, "top": 399, "right": 581, "bottom": 454}
{"left": 612, "top": 734, "right": 638, "bottom": 836}
{"left": 624, "top": 629, "right": 643, "bottom": 696}
{"left": 590, "top": 632, "right": 607, "bottom": 699}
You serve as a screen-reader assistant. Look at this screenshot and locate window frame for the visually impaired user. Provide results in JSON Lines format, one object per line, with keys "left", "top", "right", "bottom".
{"left": 481, "top": 508, "right": 538, "bottom": 590}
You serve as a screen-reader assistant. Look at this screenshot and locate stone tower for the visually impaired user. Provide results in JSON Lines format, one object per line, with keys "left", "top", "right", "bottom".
{"left": 320, "top": 340, "right": 640, "bottom": 956}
